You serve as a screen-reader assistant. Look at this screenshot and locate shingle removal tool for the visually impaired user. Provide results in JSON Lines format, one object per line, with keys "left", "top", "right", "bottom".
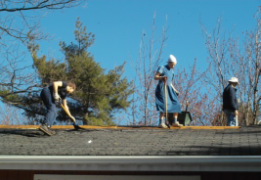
{"left": 59, "top": 101, "right": 81, "bottom": 130}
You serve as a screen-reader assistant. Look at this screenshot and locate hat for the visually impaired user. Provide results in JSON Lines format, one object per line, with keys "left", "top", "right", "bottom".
{"left": 228, "top": 77, "right": 239, "bottom": 84}
{"left": 168, "top": 54, "right": 177, "bottom": 64}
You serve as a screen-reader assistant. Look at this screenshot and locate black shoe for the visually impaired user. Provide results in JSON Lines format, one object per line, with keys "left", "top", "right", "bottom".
{"left": 39, "top": 125, "right": 52, "bottom": 136}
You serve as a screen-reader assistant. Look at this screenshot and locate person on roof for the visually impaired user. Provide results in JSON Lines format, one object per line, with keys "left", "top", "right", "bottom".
{"left": 39, "top": 81, "right": 76, "bottom": 136}
{"left": 154, "top": 55, "right": 183, "bottom": 128}
{"left": 223, "top": 77, "right": 239, "bottom": 126}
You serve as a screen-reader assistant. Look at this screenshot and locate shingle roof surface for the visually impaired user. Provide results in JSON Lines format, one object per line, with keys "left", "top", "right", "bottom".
{"left": 0, "top": 126, "right": 261, "bottom": 156}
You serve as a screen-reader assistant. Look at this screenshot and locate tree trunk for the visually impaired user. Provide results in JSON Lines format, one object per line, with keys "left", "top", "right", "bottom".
{"left": 83, "top": 112, "right": 88, "bottom": 125}
{"left": 246, "top": 96, "right": 252, "bottom": 126}
{"left": 253, "top": 91, "right": 259, "bottom": 124}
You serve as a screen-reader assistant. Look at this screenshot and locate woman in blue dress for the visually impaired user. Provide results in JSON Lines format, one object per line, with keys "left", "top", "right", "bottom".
{"left": 154, "top": 55, "right": 183, "bottom": 128}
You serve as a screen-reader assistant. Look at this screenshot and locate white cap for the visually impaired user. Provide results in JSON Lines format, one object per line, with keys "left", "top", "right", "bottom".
{"left": 168, "top": 54, "right": 177, "bottom": 64}
{"left": 228, "top": 77, "right": 239, "bottom": 84}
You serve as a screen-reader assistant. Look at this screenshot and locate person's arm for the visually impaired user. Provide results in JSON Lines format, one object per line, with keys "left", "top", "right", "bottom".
{"left": 62, "top": 99, "right": 76, "bottom": 123}
{"left": 171, "top": 83, "right": 179, "bottom": 95}
{"left": 154, "top": 72, "right": 166, "bottom": 80}
{"left": 154, "top": 66, "right": 166, "bottom": 81}
{"left": 53, "top": 81, "right": 63, "bottom": 94}
{"left": 52, "top": 81, "right": 64, "bottom": 100}
{"left": 170, "top": 70, "right": 179, "bottom": 95}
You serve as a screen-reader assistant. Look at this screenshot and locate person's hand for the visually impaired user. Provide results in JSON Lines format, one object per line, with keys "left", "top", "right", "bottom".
{"left": 162, "top": 76, "right": 167, "bottom": 80}
{"left": 175, "top": 91, "right": 179, "bottom": 96}
{"left": 159, "top": 76, "right": 167, "bottom": 80}
{"left": 235, "top": 110, "right": 238, "bottom": 116}
{"left": 161, "top": 76, "right": 167, "bottom": 84}
{"left": 54, "top": 93, "right": 61, "bottom": 100}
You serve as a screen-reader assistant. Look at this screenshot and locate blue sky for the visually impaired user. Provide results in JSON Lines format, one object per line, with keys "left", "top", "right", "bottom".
{"left": 1, "top": 0, "right": 260, "bottom": 125}
{"left": 36, "top": 0, "right": 260, "bottom": 78}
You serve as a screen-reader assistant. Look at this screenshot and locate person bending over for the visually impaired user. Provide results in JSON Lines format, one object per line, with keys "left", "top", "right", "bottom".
{"left": 39, "top": 81, "right": 76, "bottom": 135}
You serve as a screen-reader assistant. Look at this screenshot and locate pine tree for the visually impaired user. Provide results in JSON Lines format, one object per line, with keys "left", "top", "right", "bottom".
{"left": 60, "top": 18, "right": 133, "bottom": 125}
{"left": 27, "top": 17, "right": 133, "bottom": 125}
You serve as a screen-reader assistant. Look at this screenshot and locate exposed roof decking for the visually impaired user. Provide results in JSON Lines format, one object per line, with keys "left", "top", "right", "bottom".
{"left": 0, "top": 125, "right": 240, "bottom": 130}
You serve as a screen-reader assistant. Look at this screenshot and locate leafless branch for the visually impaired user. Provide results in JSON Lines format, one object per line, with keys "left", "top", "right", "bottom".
{"left": 0, "top": 0, "right": 86, "bottom": 12}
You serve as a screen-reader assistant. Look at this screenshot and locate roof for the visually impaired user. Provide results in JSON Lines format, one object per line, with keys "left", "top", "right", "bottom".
{"left": 0, "top": 125, "right": 261, "bottom": 172}
{"left": 0, "top": 125, "right": 260, "bottom": 156}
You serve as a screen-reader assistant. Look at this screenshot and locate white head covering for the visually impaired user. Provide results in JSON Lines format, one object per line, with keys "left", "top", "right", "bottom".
{"left": 168, "top": 54, "right": 177, "bottom": 64}
{"left": 228, "top": 77, "right": 239, "bottom": 84}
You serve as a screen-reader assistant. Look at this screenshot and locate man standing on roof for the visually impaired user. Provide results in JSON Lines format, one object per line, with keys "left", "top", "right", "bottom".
{"left": 39, "top": 81, "right": 76, "bottom": 136}
{"left": 154, "top": 55, "right": 183, "bottom": 128}
{"left": 223, "top": 77, "right": 239, "bottom": 126}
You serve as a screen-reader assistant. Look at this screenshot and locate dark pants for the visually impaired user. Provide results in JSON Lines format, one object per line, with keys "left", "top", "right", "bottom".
{"left": 40, "top": 87, "right": 57, "bottom": 127}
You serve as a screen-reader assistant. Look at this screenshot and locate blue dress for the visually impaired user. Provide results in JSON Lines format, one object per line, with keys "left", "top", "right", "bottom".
{"left": 155, "top": 65, "right": 181, "bottom": 113}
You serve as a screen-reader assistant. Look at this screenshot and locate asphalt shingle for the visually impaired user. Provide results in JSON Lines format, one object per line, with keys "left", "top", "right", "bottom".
{"left": 0, "top": 126, "right": 261, "bottom": 156}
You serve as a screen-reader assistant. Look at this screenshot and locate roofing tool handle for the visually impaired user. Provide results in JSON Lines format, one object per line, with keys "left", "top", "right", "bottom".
{"left": 60, "top": 102, "right": 76, "bottom": 124}
{"left": 164, "top": 77, "right": 170, "bottom": 129}
{"left": 59, "top": 100, "right": 82, "bottom": 130}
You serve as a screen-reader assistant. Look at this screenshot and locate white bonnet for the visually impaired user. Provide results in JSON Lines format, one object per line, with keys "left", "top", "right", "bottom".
{"left": 168, "top": 54, "right": 177, "bottom": 64}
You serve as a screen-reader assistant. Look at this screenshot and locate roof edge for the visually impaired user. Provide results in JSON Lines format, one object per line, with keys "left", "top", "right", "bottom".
{"left": 0, "top": 125, "right": 240, "bottom": 130}
{"left": 0, "top": 156, "right": 260, "bottom": 172}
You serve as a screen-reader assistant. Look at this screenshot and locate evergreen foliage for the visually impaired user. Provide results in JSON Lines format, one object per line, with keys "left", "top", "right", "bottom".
{"left": 28, "top": 17, "right": 133, "bottom": 125}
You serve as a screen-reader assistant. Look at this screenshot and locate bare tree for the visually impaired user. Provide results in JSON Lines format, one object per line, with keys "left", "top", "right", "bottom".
{"left": 0, "top": 44, "right": 41, "bottom": 104}
{"left": 201, "top": 18, "right": 238, "bottom": 125}
{"left": 0, "top": 0, "right": 87, "bottom": 45}
{"left": 0, "top": 0, "right": 88, "bottom": 123}
{"left": 0, "top": 103, "right": 27, "bottom": 124}
{"left": 175, "top": 59, "right": 210, "bottom": 125}
{"left": 223, "top": 9, "right": 261, "bottom": 126}
{"left": 0, "top": 0, "right": 86, "bottom": 12}
{"left": 244, "top": 8, "right": 261, "bottom": 124}
{"left": 0, "top": 0, "right": 87, "bottom": 99}
{"left": 201, "top": 9, "right": 261, "bottom": 126}
{"left": 129, "top": 12, "right": 168, "bottom": 125}
{"left": 175, "top": 59, "right": 207, "bottom": 110}
{"left": 227, "top": 37, "right": 252, "bottom": 126}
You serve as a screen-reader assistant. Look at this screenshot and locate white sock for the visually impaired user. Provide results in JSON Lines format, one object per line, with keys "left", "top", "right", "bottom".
{"left": 161, "top": 117, "right": 165, "bottom": 124}
{"left": 174, "top": 117, "right": 178, "bottom": 123}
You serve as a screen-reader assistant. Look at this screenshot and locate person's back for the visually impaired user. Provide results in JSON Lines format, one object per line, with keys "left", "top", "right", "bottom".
{"left": 223, "top": 77, "right": 239, "bottom": 126}
{"left": 223, "top": 84, "right": 238, "bottom": 111}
